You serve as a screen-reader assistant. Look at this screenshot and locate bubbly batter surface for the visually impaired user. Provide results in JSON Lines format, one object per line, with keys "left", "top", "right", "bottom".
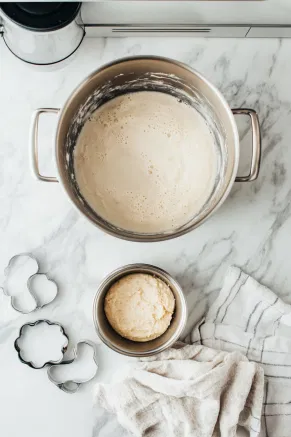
{"left": 74, "top": 91, "right": 217, "bottom": 233}
{"left": 104, "top": 273, "right": 175, "bottom": 342}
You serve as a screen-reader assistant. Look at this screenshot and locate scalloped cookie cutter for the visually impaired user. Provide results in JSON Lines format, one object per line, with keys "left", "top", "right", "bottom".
{"left": 47, "top": 340, "right": 99, "bottom": 394}
{"left": 1, "top": 252, "right": 58, "bottom": 314}
{"left": 14, "top": 319, "right": 99, "bottom": 393}
{"left": 14, "top": 319, "right": 69, "bottom": 369}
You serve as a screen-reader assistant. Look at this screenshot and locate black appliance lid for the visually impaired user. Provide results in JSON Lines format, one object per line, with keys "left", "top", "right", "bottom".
{"left": 0, "top": 2, "right": 81, "bottom": 32}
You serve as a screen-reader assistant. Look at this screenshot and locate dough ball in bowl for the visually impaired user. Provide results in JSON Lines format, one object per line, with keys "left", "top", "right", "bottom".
{"left": 104, "top": 273, "right": 175, "bottom": 342}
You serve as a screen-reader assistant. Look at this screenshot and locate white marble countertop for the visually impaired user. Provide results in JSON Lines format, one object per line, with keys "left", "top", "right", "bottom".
{"left": 1, "top": 36, "right": 291, "bottom": 437}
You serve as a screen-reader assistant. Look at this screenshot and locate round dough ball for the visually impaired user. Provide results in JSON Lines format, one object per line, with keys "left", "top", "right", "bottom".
{"left": 104, "top": 273, "right": 175, "bottom": 342}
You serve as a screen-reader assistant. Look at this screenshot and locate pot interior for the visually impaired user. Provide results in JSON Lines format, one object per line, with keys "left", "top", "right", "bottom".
{"left": 56, "top": 57, "right": 238, "bottom": 241}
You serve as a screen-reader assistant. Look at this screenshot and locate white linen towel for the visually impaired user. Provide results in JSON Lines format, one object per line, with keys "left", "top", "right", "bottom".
{"left": 95, "top": 343, "right": 264, "bottom": 437}
{"left": 191, "top": 266, "right": 291, "bottom": 437}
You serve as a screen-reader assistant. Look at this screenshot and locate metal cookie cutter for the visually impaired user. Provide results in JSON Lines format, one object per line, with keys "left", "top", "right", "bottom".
{"left": 47, "top": 340, "right": 99, "bottom": 394}
{"left": 2, "top": 252, "right": 58, "bottom": 314}
{"left": 14, "top": 320, "right": 69, "bottom": 369}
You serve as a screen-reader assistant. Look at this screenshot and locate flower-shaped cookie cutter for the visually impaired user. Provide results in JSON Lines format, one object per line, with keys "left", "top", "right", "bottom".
{"left": 14, "top": 320, "right": 69, "bottom": 369}
{"left": 47, "top": 340, "right": 99, "bottom": 394}
{"left": 1, "top": 253, "right": 58, "bottom": 314}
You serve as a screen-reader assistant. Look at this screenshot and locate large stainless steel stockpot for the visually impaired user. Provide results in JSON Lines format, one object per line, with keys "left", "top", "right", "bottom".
{"left": 31, "top": 56, "right": 261, "bottom": 241}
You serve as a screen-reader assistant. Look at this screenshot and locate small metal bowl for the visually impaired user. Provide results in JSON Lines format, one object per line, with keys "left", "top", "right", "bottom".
{"left": 93, "top": 263, "right": 187, "bottom": 357}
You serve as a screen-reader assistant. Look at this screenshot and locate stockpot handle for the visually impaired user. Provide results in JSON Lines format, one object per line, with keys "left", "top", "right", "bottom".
{"left": 232, "top": 108, "right": 261, "bottom": 182}
{"left": 30, "top": 108, "right": 60, "bottom": 182}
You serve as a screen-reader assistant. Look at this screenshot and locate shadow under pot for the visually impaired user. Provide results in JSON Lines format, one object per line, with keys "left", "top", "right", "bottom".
{"left": 30, "top": 55, "right": 262, "bottom": 241}
{"left": 0, "top": 2, "right": 85, "bottom": 65}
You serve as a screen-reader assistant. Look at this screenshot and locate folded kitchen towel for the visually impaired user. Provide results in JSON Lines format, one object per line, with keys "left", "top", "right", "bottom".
{"left": 95, "top": 343, "right": 264, "bottom": 437}
{"left": 191, "top": 266, "right": 291, "bottom": 437}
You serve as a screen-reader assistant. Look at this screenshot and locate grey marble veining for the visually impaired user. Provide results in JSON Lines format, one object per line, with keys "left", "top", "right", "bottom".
{"left": 1, "top": 36, "right": 291, "bottom": 437}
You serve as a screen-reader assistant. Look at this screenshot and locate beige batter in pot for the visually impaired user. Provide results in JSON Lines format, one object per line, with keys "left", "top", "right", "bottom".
{"left": 74, "top": 91, "right": 218, "bottom": 233}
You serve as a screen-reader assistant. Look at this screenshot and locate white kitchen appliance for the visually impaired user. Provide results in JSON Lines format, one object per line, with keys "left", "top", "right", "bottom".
{"left": 1, "top": 1, "right": 291, "bottom": 66}
{"left": 82, "top": 0, "right": 291, "bottom": 38}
